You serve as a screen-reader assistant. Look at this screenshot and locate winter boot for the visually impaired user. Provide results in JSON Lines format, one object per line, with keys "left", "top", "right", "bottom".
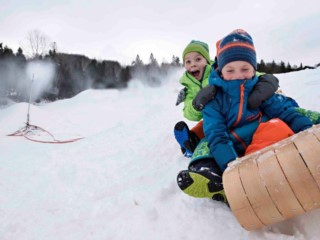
{"left": 174, "top": 121, "right": 200, "bottom": 158}
{"left": 177, "top": 159, "right": 227, "bottom": 203}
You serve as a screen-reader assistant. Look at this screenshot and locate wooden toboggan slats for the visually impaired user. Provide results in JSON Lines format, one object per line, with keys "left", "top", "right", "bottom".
{"left": 223, "top": 124, "right": 320, "bottom": 230}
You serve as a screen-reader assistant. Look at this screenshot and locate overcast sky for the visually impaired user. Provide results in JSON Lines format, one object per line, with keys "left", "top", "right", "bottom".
{"left": 1, "top": 0, "right": 320, "bottom": 66}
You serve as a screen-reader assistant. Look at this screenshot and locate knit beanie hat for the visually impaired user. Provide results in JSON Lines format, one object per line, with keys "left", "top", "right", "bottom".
{"left": 217, "top": 29, "right": 257, "bottom": 71}
{"left": 182, "top": 40, "right": 211, "bottom": 64}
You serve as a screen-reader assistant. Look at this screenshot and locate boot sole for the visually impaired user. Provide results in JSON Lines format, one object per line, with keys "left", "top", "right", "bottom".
{"left": 178, "top": 171, "right": 227, "bottom": 202}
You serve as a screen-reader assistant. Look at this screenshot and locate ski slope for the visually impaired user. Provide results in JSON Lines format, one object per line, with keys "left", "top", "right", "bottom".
{"left": 1, "top": 68, "right": 320, "bottom": 240}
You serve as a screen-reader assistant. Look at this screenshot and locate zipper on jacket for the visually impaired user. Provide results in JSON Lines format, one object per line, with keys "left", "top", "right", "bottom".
{"left": 200, "top": 65, "right": 207, "bottom": 83}
{"left": 233, "top": 83, "right": 245, "bottom": 127}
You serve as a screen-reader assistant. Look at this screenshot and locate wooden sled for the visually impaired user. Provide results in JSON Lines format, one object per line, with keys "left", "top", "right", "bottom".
{"left": 222, "top": 124, "right": 320, "bottom": 231}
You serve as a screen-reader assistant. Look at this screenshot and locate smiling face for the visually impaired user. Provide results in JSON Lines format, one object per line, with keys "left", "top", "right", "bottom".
{"left": 184, "top": 52, "right": 207, "bottom": 81}
{"left": 221, "top": 61, "right": 255, "bottom": 80}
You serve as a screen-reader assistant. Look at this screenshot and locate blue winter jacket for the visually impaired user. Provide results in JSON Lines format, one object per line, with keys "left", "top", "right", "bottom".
{"left": 203, "top": 70, "right": 312, "bottom": 172}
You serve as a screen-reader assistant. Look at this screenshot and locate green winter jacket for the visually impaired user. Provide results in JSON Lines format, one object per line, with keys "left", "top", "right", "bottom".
{"left": 179, "top": 64, "right": 212, "bottom": 121}
{"left": 179, "top": 63, "right": 265, "bottom": 121}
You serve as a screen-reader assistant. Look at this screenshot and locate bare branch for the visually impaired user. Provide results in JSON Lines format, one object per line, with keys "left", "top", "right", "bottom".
{"left": 26, "top": 29, "right": 50, "bottom": 58}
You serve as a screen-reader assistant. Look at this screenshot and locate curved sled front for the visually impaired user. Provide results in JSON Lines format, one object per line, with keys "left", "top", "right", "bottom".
{"left": 223, "top": 124, "right": 320, "bottom": 231}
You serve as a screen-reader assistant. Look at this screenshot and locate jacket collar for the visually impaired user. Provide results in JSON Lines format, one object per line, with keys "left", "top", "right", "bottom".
{"left": 209, "top": 70, "right": 258, "bottom": 95}
{"left": 181, "top": 64, "right": 212, "bottom": 86}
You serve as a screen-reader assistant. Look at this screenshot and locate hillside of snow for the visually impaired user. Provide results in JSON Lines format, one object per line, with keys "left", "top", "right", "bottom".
{"left": 1, "top": 68, "right": 320, "bottom": 240}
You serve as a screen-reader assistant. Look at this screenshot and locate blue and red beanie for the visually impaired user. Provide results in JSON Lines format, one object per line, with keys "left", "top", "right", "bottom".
{"left": 217, "top": 29, "right": 257, "bottom": 71}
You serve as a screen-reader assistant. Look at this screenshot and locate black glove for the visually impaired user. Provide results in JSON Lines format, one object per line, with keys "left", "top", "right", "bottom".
{"left": 248, "top": 74, "right": 279, "bottom": 109}
{"left": 192, "top": 85, "right": 216, "bottom": 111}
{"left": 176, "top": 87, "right": 187, "bottom": 106}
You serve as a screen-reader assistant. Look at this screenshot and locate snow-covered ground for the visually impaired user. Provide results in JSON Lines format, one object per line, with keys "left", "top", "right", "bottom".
{"left": 1, "top": 68, "right": 320, "bottom": 240}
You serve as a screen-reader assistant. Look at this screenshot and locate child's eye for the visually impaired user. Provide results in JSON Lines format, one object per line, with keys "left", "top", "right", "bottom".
{"left": 185, "top": 60, "right": 191, "bottom": 65}
{"left": 227, "top": 70, "right": 234, "bottom": 73}
{"left": 196, "top": 57, "right": 202, "bottom": 62}
{"left": 242, "top": 68, "right": 249, "bottom": 72}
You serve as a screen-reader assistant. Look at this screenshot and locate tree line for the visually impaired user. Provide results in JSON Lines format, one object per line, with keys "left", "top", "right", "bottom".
{"left": 0, "top": 43, "right": 180, "bottom": 103}
{"left": 257, "top": 59, "right": 315, "bottom": 74}
{"left": 0, "top": 41, "right": 317, "bottom": 104}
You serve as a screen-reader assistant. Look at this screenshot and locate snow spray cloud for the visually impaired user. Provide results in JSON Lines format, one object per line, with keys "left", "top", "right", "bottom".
{"left": 25, "top": 61, "right": 55, "bottom": 101}
{"left": 128, "top": 65, "right": 183, "bottom": 89}
{"left": 0, "top": 59, "right": 56, "bottom": 102}
{"left": 0, "top": 60, "right": 25, "bottom": 98}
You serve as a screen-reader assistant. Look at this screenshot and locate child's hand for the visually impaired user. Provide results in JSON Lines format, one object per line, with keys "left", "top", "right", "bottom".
{"left": 176, "top": 87, "right": 187, "bottom": 106}
{"left": 248, "top": 74, "right": 279, "bottom": 109}
{"left": 192, "top": 85, "right": 216, "bottom": 111}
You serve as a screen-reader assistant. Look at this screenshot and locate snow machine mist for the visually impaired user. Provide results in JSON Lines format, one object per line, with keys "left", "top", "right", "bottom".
{"left": 7, "top": 74, "right": 83, "bottom": 144}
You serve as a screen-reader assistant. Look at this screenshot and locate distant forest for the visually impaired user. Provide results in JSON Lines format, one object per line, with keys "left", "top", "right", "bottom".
{"left": 0, "top": 42, "right": 181, "bottom": 103}
{"left": 0, "top": 41, "right": 318, "bottom": 104}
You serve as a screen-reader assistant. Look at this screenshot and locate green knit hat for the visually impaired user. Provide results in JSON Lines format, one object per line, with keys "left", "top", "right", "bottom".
{"left": 182, "top": 40, "right": 211, "bottom": 64}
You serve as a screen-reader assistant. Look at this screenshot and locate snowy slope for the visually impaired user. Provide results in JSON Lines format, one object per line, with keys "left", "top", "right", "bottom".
{"left": 1, "top": 68, "right": 320, "bottom": 240}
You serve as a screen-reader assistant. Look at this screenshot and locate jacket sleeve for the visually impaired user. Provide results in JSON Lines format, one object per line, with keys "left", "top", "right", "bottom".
{"left": 247, "top": 74, "right": 279, "bottom": 109}
{"left": 203, "top": 100, "right": 238, "bottom": 172}
{"left": 260, "top": 94, "right": 312, "bottom": 133}
{"left": 181, "top": 85, "right": 203, "bottom": 121}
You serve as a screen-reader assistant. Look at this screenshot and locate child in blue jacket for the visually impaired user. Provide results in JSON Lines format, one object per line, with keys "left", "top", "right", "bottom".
{"left": 177, "top": 29, "right": 313, "bottom": 203}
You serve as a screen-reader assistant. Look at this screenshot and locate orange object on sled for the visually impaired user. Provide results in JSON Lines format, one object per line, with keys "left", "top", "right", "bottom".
{"left": 245, "top": 118, "right": 294, "bottom": 155}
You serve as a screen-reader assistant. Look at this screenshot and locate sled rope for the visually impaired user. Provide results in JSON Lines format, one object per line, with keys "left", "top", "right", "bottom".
{"left": 7, "top": 124, "right": 83, "bottom": 144}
